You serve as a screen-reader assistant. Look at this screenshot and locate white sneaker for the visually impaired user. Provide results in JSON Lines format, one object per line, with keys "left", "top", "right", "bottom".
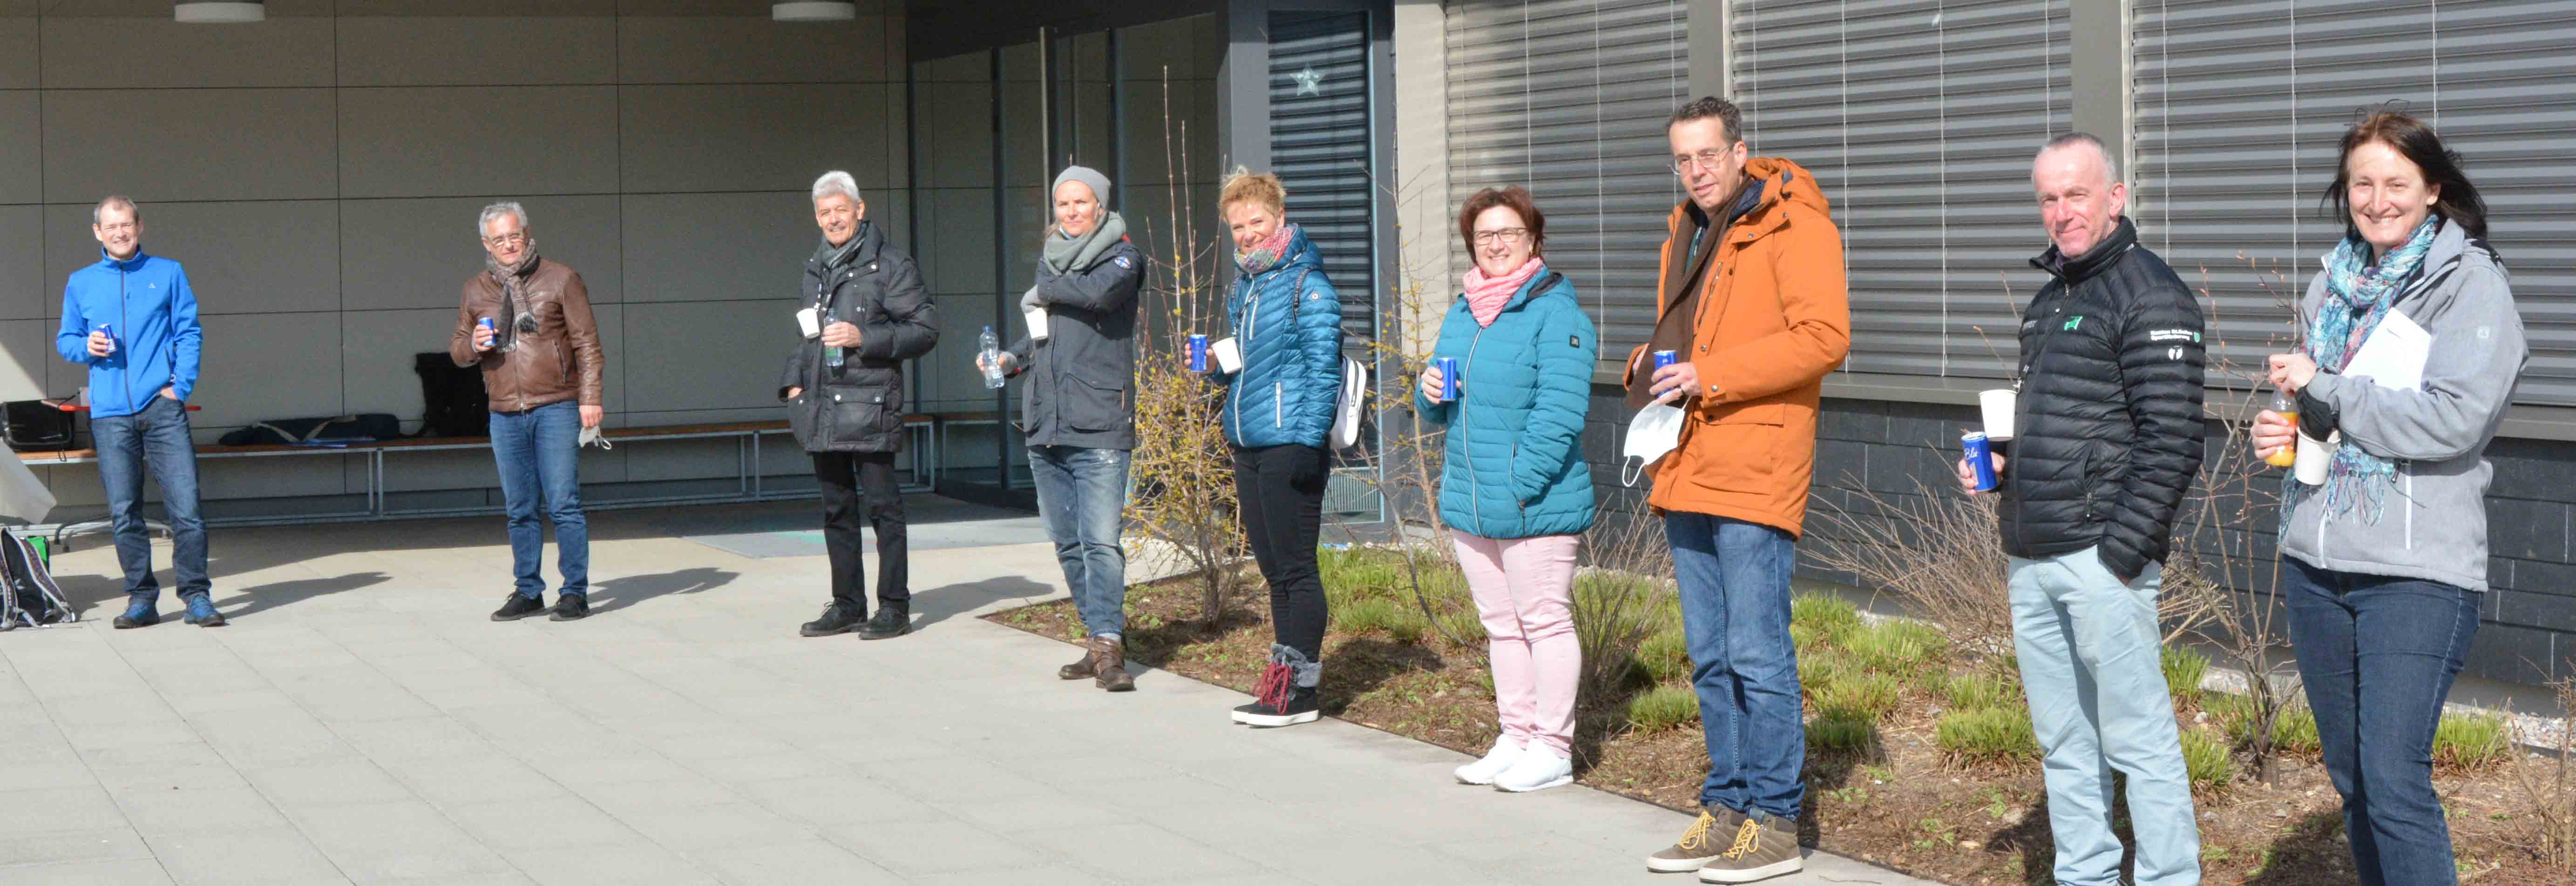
{"left": 1491, "top": 745, "right": 1573, "bottom": 792}
{"left": 1453, "top": 737, "right": 1525, "bottom": 785}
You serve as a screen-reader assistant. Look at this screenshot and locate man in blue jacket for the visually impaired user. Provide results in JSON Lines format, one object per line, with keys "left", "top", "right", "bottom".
{"left": 55, "top": 196, "right": 219, "bottom": 628}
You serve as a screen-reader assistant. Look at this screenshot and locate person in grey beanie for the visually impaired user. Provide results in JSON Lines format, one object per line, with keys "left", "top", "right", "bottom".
{"left": 980, "top": 164, "right": 1146, "bottom": 691}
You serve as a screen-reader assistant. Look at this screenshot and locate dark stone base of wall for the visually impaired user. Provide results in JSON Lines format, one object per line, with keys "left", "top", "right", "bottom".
{"left": 1575, "top": 385, "right": 2576, "bottom": 687}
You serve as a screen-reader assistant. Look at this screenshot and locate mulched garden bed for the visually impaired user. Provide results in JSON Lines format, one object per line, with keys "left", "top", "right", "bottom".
{"left": 983, "top": 562, "right": 2566, "bottom": 885}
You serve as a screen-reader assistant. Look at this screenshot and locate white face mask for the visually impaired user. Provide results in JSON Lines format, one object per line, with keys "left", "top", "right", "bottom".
{"left": 578, "top": 425, "right": 611, "bottom": 450}
{"left": 1621, "top": 402, "right": 1687, "bottom": 486}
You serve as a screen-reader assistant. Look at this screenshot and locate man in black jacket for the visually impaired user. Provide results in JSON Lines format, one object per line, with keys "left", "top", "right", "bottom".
{"left": 1958, "top": 133, "right": 2204, "bottom": 886}
{"left": 781, "top": 171, "right": 937, "bottom": 640}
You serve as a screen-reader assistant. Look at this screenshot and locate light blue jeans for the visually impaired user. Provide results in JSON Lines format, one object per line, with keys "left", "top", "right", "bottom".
{"left": 2008, "top": 546, "right": 2199, "bottom": 886}
{"left": 1029, "top": 444, "right": 1129, "bottom": 638}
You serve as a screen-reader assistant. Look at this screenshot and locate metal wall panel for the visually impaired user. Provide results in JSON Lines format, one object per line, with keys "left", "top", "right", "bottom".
{"left": 1445, "top": 0, "right": 1690, "bottom": 375}
{"left": 2134, "top": 0, "right": 2576, "bottom": 405}
{"left": 1270, "top": 10, "right": 1379, "bottom": 347}
{"left": 1729, "top": 0, "right": 2072, "bottom": 380}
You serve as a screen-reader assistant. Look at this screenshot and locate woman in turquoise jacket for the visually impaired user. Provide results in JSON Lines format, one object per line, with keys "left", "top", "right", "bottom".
{"left": 1209, "top": 169, "right": 1345, "bottom": 729}
{"left": 1417, "top": 186, "right": 1595, "bottom": 793}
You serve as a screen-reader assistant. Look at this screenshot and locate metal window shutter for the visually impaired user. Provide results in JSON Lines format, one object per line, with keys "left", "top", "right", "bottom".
{"left": 1445, "top": 0, "right": 1690, "bottom": 375}
{"left": 1729, "top": 0, "right": 2072, "bottom": 379}
{"left": 1272, "top": 11, "right": 1379, "bottom": 348}
{"left": 2134, "top": 0, "right": 2576, "bottom": 406}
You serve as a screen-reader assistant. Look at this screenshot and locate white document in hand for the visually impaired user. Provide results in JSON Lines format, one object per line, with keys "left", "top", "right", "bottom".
{"left": 2341, "top": 310, "right": 2432, "bottom": 393}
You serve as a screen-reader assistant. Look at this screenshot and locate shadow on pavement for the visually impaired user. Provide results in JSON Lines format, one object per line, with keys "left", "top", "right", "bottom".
{"left": 217, "top": 571, "right": 393, "bottom": 620}
{"left": 589, "top": 566, "right": 739, "bottom": 615}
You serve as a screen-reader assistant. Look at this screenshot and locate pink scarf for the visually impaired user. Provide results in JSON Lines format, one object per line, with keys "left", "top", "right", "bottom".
{"left": 1462, "top": 258, "right": 1545, "bottom": 327}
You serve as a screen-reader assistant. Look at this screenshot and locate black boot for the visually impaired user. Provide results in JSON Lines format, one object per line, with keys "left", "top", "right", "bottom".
{"left": 856, "top": 605, "right": 911, "bottom": 640}
{"left": 490, "top": 593, "right": 545, "bottom": 622}
{"left": 800, "top": 602, "right": 863, "bottom": 637}
{"left": 1236, "top": 686, "right": 1319, "bottom": 728}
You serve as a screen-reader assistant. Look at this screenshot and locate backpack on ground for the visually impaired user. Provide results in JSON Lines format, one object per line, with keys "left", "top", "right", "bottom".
{"left": 0, "top": 529, "right": 73, "bottom": 629}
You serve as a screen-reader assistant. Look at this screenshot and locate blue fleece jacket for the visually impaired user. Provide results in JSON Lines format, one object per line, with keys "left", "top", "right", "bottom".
{"left": 1415, "top": 268, "right": 1597, "bottom": 540}
{"left": 57, "top": 250, "right": 203, "bottom": 419}
{"left": 1219, "top": 227, "right": 1344, "bottom": 449}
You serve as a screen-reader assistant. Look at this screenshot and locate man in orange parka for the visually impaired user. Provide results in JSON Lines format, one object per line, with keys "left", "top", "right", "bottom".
{"left": 1632, "top": 96, "right": 1850, "bottom": 884}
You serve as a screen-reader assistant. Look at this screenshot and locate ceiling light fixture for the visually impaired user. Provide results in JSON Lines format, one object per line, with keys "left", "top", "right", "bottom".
{"left": 175, "top": 1, "right": 264, "bottom": 23}
{"left": 773, "top": 2, "right": 857, "bottom": 22}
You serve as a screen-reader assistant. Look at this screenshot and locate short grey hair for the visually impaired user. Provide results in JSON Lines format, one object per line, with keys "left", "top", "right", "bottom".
{"left": 478, "top": 201, "right": 529, "bottom": 237}
{"left": 93, "top": 195, "right": 138, "bottom": 225}
{"left": 2039, "top": 132, "right": 2120, "bottom": 185}
{"left": 811, "top": 171, "right": 863, "bottom": 205}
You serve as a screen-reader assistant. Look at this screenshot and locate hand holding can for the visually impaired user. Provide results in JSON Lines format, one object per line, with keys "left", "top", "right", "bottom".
{"left": 1962, "top": 433, "right": 1999, "bottom": 492}
{"left": 1435, "top": 356, "right": 1461, "bottom": 402}
{"left": 1187, "top": 334, "right": 1209, "bottom": 373}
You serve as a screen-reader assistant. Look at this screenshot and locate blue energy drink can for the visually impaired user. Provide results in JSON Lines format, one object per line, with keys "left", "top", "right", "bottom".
{"left": 1653, "top": 349, "right": 1677, "bottom": 372}
{"left": 95, "top": 323, "right": 115, "bottom": 354}
{"left": 1435, "top": 356, "right": 1460, "bottom": 402}
{"left": 1963, "top": 432, "right": 1999, "bottom": 492}
{"left": 1188, "top": 334, "right": 1208, "bottom": 372}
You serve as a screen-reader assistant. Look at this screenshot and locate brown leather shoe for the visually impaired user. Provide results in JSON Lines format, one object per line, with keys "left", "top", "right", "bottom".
{"left": 1093, "top": 636, "right": 1136, "bottom": 692}
{"left": 1058, "top": 642, "right": 1096, "bottom": 680}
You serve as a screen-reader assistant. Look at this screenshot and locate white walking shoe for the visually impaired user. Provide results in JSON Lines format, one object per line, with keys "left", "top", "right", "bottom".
{"left": 1452, "top": 737, "right": 1525, "bottom": 785}
{"left": 1490, "top": 745, "right": 1573, "bottom": 792}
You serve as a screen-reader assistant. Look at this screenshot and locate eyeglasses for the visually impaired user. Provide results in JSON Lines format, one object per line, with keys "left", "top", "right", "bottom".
{"left": 483, "top": 232, "right": 529, "bottom": 247}
{"left": 1671, "top": 149, "right": 1736, "bottom": 176}
{"left": 1471, "top": 228, "right": 1532, "bottom": 246}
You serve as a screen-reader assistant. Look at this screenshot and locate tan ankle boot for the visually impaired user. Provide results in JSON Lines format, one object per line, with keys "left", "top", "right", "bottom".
{"left": 1092, "top": 636, "right": 1135, "bottom": 692}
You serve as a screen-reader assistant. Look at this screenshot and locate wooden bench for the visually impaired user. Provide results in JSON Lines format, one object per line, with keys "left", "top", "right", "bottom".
{"left": 20, "top": 415, "right": 942, "bottom": 538}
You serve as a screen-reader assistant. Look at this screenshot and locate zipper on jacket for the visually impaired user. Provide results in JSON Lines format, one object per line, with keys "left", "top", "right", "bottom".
{"left": 1273, "top": 382, "right": 1282, "bottom": 429}
{"left": 1461, "top": 321, "right": 1492, "bottom": 537}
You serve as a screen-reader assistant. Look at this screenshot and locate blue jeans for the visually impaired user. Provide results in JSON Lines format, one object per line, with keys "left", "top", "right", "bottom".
{"left": 1664, "top": 511, "right": 1802, "bottom": 820}
{"left": 2281, "top": 556, "right": 2479, "bottom": 886}
{"left": 2009, "top": 547, "right": 2198, "bottom": 886}
{"left": 1030, "top": 444, "right": 1129, "bottom": 638}
{"left": 489, "top": 402, "right": 586, "bottom": 598}
{"left": 91, "top": 395, "right": 209, "bottom": 601}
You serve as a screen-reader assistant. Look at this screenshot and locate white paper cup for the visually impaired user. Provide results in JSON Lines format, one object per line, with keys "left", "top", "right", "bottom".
{"left": 1211, "top": 338, "right": 1243, "bottom": 374}
{"left": 2293, "top": 431, "right": 2336, "bottom": 486}
{"left": 1979, "top": 388, "right": 2017, "bottom": 440}
{"left": 795, "top": 307, "right": 820, "bottom": 339}
{"left": 1025, "top": 307, "right": 1049, "bottom": 341}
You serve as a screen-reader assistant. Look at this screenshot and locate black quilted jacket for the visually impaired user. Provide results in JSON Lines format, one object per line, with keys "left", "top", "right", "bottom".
{"left": 1996, "top": 217, "right": 2206, "bottom": 581}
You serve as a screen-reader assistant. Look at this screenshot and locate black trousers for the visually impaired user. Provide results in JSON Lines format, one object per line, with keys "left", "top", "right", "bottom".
{"left": 814, "top": 451, "right": 906, "bottom": 612}
{"left": 1233, "top": 443, "right": 1329, "bottom": 661}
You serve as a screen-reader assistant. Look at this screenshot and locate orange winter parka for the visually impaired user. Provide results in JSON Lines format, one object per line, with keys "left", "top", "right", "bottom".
{"left": 1622, "top": 157, "right": 1851, "bottom": 538}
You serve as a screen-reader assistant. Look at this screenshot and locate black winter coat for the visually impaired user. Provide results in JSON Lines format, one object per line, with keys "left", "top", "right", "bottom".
{"left": 1997, "top": 217, "right": 2206, "bottom": 581}
{"left": 780, "top": 225, "right": 938, "bottom": 453}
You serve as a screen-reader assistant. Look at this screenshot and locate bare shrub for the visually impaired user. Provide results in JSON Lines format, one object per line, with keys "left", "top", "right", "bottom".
{"left": 1120, "top": 72, "right": 1246, "bottom": 622}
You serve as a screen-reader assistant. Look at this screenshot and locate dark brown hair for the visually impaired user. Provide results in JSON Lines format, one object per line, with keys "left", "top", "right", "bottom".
{"left": 2324, "top": 109, "right": 2487, "bottom": 240}
{"left": 1457, "top": 186, "right": 1546, "bottom": 258}
{"left": 1668, "top": 95, "right": 1744, "bottom": 145}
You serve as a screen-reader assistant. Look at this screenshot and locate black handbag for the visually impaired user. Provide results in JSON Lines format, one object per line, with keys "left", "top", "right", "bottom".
{"left": 1, "top": 400, "right": 73, "bottom": 452}
{"left": 415, "top": 352, "right": 489, "bottom": 438}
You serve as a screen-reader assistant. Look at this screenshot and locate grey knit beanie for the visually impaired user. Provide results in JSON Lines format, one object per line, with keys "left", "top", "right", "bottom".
{"left": 1051, "top": 165, "right": 1112, "bottom": 207}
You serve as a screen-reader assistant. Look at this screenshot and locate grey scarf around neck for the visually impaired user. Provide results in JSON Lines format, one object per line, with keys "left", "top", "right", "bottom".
{"left": 482, "top": 243, "right": 540, "bottom": 351}
{"left": 1042, "top": 211, "right": 1126, "bottom": 275}
{"left": 815, "top": 222, "right": 871, "bottom": 270}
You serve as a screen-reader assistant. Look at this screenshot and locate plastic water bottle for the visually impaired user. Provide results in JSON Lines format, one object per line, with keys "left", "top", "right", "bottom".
{"left": 823, "top": 308, "right": 844, "bottom": 369}
{"left": 979, "top": 327, "right": 1006, "bottom": 389}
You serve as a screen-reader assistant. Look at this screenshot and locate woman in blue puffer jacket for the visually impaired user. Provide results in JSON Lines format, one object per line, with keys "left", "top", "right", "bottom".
{"left": 1417, "top": 186, "right": 1595, "bottom": 793}
{"left": 1208, "top": 168, "right": 1344, "bottom": 729}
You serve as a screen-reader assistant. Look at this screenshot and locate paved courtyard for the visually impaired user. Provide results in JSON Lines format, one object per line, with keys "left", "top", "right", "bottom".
{"left": 0, "top": 499, "right": 1927, "bottom": 885}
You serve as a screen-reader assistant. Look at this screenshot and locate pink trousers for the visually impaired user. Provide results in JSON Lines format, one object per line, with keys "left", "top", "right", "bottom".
{"left": 1451, "top": 531, "right": 1583, "bottom": 756}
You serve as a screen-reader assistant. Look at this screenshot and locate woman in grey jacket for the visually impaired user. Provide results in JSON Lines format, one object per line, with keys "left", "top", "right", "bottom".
{"left": 2251, "top": 111, "right": 2524, "bottom": 886}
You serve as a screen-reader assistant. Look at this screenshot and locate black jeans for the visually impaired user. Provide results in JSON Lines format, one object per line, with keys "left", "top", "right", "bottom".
{"left": 814, "top": 451, "right": 906, "bottom": 613}
{"left": 1233, "top": 443, "right": 1329, "bottom": 661}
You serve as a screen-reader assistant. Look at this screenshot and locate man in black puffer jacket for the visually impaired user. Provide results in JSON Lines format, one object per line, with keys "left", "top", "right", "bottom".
{"left": 1958, "top": 133, "right": 2205, "bottom": 886}
{"left": 781, "top": 171, "right": 938, "bottom": 641}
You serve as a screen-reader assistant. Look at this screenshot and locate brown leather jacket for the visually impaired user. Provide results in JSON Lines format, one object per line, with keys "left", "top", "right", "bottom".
{"left": 448, "top": 259, "right": 604, "bottom": 413}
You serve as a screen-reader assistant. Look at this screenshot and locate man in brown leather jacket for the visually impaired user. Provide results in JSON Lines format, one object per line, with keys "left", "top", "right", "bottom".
{"left": 449, "top": 201, "right": 606, "bottom": 622}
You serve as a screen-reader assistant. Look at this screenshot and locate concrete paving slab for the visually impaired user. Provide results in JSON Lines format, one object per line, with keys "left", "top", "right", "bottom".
{"left": 0, "top": 499, "right": 1938, "bottom": 886}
